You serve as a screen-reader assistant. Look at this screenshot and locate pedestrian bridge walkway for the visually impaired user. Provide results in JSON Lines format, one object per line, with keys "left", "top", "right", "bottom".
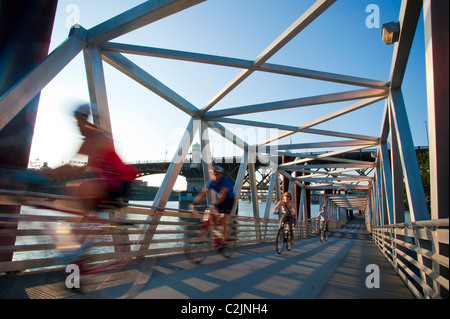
{"left": 0, "top": 189, "right": 447, "bottom": 299}
{"left": 130, "top": 216, "right": 413, "bottom": 299}
{"left": 0, "top": 214, "right": 414, "bottom": 299}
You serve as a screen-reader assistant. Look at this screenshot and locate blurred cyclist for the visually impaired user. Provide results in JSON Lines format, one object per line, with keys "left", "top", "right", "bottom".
{"left": 44, "top": 103, "right": 138, "bottom": 214}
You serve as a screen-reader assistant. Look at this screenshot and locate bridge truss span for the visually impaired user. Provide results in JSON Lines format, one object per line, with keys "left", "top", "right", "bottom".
{"left": 0, "top": 0, "right": 448, "bottom": 298}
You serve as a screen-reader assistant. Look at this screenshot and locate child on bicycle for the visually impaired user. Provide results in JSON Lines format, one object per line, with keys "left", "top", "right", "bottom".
{"left": 273, "top": 192, "right": 297, "bottom": 247}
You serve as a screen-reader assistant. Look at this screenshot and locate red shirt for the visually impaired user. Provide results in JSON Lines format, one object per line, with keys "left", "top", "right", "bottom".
{"left": 78, "top": 124, "right": 137, "bottom": 182}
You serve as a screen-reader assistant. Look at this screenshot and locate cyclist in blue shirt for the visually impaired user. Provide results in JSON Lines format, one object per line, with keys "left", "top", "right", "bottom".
{"left": 194, "top": 166, "right": 235, "bottom": 243}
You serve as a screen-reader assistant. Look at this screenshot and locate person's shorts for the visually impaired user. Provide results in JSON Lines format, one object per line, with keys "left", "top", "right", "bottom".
{"left": 215, "top": 197, "right": 235, "bottom": 215}
{"left": 282, "top": 214, "right": 296, "bottom": 225}
{"left": 105, "top": 179, "right": 131, "bottom": 204}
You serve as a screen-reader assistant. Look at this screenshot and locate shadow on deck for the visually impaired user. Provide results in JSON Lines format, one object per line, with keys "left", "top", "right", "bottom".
{"left": 0, "top": 216, "right": 414, "bottom": 299}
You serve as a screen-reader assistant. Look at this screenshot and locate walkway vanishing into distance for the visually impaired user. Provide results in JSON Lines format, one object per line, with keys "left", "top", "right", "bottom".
{"left": 1, "top": 0, "right": 447, "bottom": 300}
{"left": 130, "top": 216, "right": 413, "bottom": 299}
{"left": 1, "top": 215, "right": 412, "bottom": 299}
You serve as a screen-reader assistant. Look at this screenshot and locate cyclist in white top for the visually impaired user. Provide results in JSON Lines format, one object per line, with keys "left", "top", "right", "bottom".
{"left": 273, "top": 192, "right": 297, "bottom": 247}
{"left": 317, "top": 205, "right": 329, "bottom": 222}
{"left": 317, "top": 205, "right": 330, "bottom": 241}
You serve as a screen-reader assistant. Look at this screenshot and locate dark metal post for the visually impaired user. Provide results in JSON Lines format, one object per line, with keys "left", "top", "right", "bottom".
{"left": 423, "top": 0, "right": 449, "bottom": 220}
{"left": 0, "top": 0, "right": 57, "bottom": 262}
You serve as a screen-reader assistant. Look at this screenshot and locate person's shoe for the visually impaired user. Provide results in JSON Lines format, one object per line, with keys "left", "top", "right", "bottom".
{"left": 216, "top": 244, "right": 226, "bottom": 253}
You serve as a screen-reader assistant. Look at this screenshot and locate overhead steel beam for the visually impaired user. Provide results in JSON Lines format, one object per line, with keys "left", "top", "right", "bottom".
{"left": 296, "top": 169, "right": 373, "bottom": 180}
{"left": 278, "top": 153, "right": 375, "bottom": 166}
{"left": 389, "top": 0, "right": 423, "bottom": 89}
{"left": 295, "top": 176, "right": 372, "bottom": 183}
{"left": 101, "top": 50, "right": 199, "bottom": 116}
{"left": 205, "top": 88, "right": 387, "bottom": 119}
{"left": 100, "top": 42, "right": 389, "bottom": 89}
{"left": 306, "top": 184, "right": 370, "bottom": 190}
{"left": 259, "top": 63, "right": 389, "bottom": 89}
{"left": 205, "top": 120, "right": 249, "bottom": 151}
{"left": 281, "top": 164, "right": 375, "bottom": 171}
{"left": 255, "top": 95, "right": 386, "bottom": 146}
{"left": 279, "top": 144, "right": 378, "bottom": 166}
{"left": 86, "top": 0, "right": 205, "bottom": 45}
{"left": 288, "top": 128, "right": 379, "bottom": 142}
{"left": 264, "top": 139, "right": 378, "bottom": 152}
{"left": 199, "top": 0, "right": 337, "bottom": 115}
{"left": 99, "top": 42, "right": 254, "bottom": 68}
{"left": 0, "top": 28, "right": 86, "bottom": 131}
{"left": 209, "top": 117, "right": 379, "bottom": 142}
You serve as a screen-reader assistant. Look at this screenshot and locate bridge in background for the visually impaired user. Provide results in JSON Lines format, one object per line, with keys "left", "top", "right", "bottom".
{"left": 0, "top": 0, "right": 448, "bottom": 299}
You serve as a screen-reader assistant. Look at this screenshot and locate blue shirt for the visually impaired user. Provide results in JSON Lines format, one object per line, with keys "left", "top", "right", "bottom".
{"left": 206, "top": 177, "right": 235, "bottom": 200}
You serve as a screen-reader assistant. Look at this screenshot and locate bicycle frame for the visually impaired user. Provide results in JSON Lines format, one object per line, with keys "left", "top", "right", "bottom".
{"left": 186, "top": 205, "right": 234, "bottom": 263}
{"left": 0, "top": 189, "right": 153, "bottom": 298}
{"left": 275, "top": 213, "right": 292, "bottom": 254}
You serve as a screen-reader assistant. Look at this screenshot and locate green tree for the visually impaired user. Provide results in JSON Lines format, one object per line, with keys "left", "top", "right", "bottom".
{"left": 417, "top": 150, "right": 430, "bottom": 204}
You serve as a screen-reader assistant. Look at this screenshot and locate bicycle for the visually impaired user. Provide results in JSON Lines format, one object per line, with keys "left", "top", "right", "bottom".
{"left": 275, "top": 213, "right": 293, "bottom": 254}
{"left": 319, "top": 220, "right": 328, "bottom": 243}
{"left": 0, "top": 184, "right": 155, "bottom": 299}
{"left": 185, "top": 205, "right": 234, "bottom": 264}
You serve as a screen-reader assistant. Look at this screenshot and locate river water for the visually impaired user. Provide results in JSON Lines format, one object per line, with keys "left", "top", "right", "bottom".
{"left": 12, "top": 200, "right": 410, "bottom": 262}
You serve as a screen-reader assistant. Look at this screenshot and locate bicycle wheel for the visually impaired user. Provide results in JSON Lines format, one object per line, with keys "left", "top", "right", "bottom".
{"left": 64, "top": 217, "right": 155, "bottom": 299}
{"left": 285, "top": 229, "right": 292, "bottom": 251}
{"left": 186, "top": 237, "right": 212, "bottom": 264}
{"left": 276, "top": 228, "right": 284, "bottom": 254}
{"left": 77, "top": 256, "right": 155, "bottom": 299}
{"left": 220, "top": 241, "right": 234, "bottom": 258}
{"left": 0, "top": 197, "right": 155, "bottom": 299}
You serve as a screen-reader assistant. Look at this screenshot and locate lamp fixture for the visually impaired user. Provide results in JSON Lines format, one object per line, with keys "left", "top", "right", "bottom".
{"left": 381, "top": 22, "right": 400, "bottom": 45}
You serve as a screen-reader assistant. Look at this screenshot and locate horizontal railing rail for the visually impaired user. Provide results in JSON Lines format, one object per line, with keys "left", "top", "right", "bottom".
{"left": 372, "top": 219, "right": 449, "bottom": 299}
{"left": 0, "top": 191, "right": 346, "bottom": 274}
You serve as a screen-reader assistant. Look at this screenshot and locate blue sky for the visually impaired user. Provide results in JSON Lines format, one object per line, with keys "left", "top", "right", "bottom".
{"left": 28, "top": 0, "right": 428, "bottom": 187}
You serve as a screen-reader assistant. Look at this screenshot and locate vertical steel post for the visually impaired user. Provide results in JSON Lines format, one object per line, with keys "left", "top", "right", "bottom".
{"left": 389, "top": 105, "right": 405, "bottom": 223}
{"left": 423, "top": 0, "right": 449, "bottom": 220}
{"left": 84, "top": 46, "right": 113, "bottom": 136}
{"left": 389, "top": 90, "right": 430, "bottom": 221}
{"left": 139, "top": 118, "right": 199, "bottom": 250}
{"left": 0, "top": 0, "right": 57, "bottom": 262}
{"left": 200, "top": 120, "right": 214, "bottom": 205}
{"left": 232, "top": 151, "right": 248, "bottom": 216}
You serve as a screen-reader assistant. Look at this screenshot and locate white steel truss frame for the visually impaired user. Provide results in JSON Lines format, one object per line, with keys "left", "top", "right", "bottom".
{"left": 1, "top": 0, "right": 446, "bottom": 240}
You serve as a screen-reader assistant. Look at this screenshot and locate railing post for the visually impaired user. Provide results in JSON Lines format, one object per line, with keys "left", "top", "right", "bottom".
{"left": 423, "top": 0, "right": 449, "bottom": 220}
{"left": 0, "top": 0, "right": 58, "bottom": 263}
{"left": 248, "top": 152, "right": 262, "bottom": 243}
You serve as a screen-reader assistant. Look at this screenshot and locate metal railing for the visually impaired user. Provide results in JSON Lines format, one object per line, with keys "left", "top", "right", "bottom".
{"left": 372, "top": 219, "right": 449, "bottom": 299}
{"left": 0, "top": 192, "right": 342, "bottom": 274}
